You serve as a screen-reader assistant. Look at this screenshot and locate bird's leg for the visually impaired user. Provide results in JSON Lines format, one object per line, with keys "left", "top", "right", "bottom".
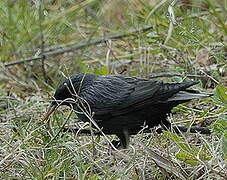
{"left": 120, "top": 129, "right": 130, "bottom": 148}
{"left": 111, "top": 129, "right": 130, "bottom": 149}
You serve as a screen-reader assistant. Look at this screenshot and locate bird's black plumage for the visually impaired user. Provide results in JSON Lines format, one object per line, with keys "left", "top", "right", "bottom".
{"left": 46, "top": 73, "right": 211, "bottom": 148}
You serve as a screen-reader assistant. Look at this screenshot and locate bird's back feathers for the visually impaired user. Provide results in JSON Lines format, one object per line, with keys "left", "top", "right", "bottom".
{"left": 64, "top": 74, "right": 211, "bottom": 117}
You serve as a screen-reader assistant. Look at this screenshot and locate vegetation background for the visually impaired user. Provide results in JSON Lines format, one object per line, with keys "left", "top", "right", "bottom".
{"left": 0, "top": 0, "right": 226, "bottom": 179}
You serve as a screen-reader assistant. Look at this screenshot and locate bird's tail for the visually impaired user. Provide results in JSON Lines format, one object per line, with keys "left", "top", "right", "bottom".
{"left": 167, "top": 90, "right": 213, "bottom": 101}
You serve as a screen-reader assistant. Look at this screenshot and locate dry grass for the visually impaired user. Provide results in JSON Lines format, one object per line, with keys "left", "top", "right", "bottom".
{"left": 0, "top": 0, "right": 226, "bottom": 179}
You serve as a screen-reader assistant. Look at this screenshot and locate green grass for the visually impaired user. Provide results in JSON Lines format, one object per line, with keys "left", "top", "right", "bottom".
{"left": 0, "top": 0, "right": 226, "bottom": 179}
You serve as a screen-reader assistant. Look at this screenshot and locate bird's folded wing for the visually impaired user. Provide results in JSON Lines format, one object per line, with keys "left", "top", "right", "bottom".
{"left": 78, "top": 76, "right": 161, "bottom": 115}
{"left": 78, "top": 75, "right": 199, "bottom": 116}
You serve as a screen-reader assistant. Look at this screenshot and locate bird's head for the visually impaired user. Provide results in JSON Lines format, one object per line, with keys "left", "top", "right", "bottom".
{"left": 43, "top": 73, "right": 96, "bottom": 120}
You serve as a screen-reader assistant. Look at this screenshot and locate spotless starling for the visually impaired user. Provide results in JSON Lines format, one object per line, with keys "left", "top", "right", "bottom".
{"left": 44, "top": 73, "right": 212, "bottom": 148}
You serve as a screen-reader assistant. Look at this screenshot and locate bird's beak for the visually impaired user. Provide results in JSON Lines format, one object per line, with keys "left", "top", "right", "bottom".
{"left": 43, "top": 103, "right": 57, "bottom": 121}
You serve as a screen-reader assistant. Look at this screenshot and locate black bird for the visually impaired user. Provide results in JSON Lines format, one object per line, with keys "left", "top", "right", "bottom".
{"left": 44, "top": 73, "right": 212, "bottom": 148}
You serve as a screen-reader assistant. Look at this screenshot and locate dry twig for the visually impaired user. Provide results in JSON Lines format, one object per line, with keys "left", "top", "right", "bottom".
{"left": 4, "top": 26, "right": 153, "bottom": 67}
{"left": 63, "top": 125, "right": 211, "bottom": 136}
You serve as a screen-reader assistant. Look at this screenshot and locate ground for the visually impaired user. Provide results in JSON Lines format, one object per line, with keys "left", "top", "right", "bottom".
{"left": 0, "top": 0, "right": 226, "bottom": 179}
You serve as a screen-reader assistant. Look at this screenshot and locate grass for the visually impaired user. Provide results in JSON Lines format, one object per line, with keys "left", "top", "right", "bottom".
{"left": 0, "top": 0, "right": 226, "bottom": 179}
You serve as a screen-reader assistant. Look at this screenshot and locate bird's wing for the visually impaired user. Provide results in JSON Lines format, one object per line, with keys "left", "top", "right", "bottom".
{"left": 78, "top": 75, "right": 198, "bottom": 116}
{"left": 78, "top": 75, "right": 161, "bottom": 115}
